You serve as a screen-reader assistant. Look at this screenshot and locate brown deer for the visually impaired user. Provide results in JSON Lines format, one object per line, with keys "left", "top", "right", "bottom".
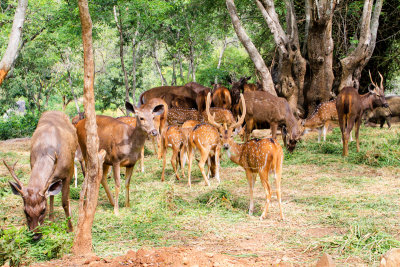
{"left": 243, "top": 91, "right": 301, "bottom": 152}
{"left": 212, "top": 84, "right": 232, "bottom": 110}
{"left": 160, "top": 125, "right": 187, "bottom": 182}
{"left": 5, "top": 111, "right": 78, "bottom": 239}
{"left": 336, "top": 71, "right": 388, "bottom": 156}
{"left": 76, "top": 101, "right": 165, "bottom": 215}
{"left": 206, "top": 92, "right": 284, "bottom": 220}
{"left": 167, "top": 107, "right": 235, "bottom": 127}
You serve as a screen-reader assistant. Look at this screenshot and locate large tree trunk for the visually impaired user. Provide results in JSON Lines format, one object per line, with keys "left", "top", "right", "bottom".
{"left": 0, "top": 0, "right": 28, "bottom": 85}
{"left": 305, "top": 0, "right": 337, "bottom": 114}
{"left": 338, "top": 0, "right": 383, "bottom": 90}
{"left": 226, "top": 0, "right": 276, "bottom": 95}
{"left": 113, "top": 6, "right": 130, "bottom": 104}
{"left": 72, "top": 0, "right": 104, "bottom": 256}
{"left": 255, "top": 0, "right": 306, "bottom": 113}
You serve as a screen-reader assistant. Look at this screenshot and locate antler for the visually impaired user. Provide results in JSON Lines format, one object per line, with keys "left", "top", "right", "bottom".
{"left": 368, "top": 70, "right": 378, "bottom": 89}
{"left": 378, "top": 71, "right": 384, "bottom": 91}
{"left": 229, "top": 94, "right": 246, "bottom": 130}
{"left": 3, "top": 160, "right": 24, "bottom": 194}
{"left": 206, "top": 92, "right": 222, "bottom": 128}
{"left": 40, "top": 153, "right": 59, "bottom": 197}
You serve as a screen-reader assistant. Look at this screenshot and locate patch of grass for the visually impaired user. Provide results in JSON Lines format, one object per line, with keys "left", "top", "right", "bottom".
{"left": 310, "top": 222, "right": 400, "bottom": 263}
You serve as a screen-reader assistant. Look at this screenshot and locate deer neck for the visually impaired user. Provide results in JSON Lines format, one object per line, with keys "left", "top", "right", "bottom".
{"left": 226, "top": 139, "right": 243, "bottom": 165}
{"left": 129, "top": 126, "right": 148, "bottom": 151}
{"left": 360, "top": 93, "right": 374, "bottom": 112}
{"left": 304, "top": 112, "right": 322, "bottom": 128}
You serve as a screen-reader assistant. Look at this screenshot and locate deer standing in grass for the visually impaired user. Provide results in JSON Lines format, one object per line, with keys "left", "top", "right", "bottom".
{"left": 160, "top": 125, "right": 187, "bottom": 182}
{"left": 5, "top": 111, "right": 78, "bottom": 239}
{"left": 76, "top": 101, "right": 164, "bottom": 215}
{"left": 207, "top": 94, "right": 284, "bottom": 220}
{"left": 336, "top": 71, "right": 388, "bottom": 156}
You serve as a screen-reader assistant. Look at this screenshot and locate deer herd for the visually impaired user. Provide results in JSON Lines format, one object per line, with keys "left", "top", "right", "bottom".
{"left": 4, "top": 72, "right": 391, "bottom": 238}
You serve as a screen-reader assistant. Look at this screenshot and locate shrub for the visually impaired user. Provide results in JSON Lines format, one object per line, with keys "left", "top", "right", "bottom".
{"left": 0, "top": 113, "right": 40, "bottom": 140}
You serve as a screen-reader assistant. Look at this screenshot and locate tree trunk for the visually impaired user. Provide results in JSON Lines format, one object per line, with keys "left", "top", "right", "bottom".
{"left": 113, "top": 5, "right": 130, "bottom": 104}
{"left": 153, "top": 46, "right": 167, "bottom": 86}
{"left": 72, "top": 0, "right": 104, "bottom": 256}
{"left": 190, "top": 44, "right": 196, "bottom": 82}
{"left": 215, "top": 37, "right": 228, "bottom": 84}
{"left": 0, "top": 0, "right": 28, "bottom": 85}
{"left": 226, "top": 0, "right": 276, "bottom": 95}
{"left": 305, "top": 0, "right": 336, "bottom": 114}
{"left": 171, "top": 58, "right": 177, "bottom": 86}
{"left": 338, "top": 0, "right": 383, "bottom": 91}
{"left": 131, "top": 23, "right": 140, "bottom": 104}
{"left": 178, "top": 51, "right": 185, "bottom": 83}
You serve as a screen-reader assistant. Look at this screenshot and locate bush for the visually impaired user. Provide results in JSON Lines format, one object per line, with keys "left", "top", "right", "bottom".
{"left": 0, "top": 113, "right": 40, "bottom": 140}
{"left": 0, "top": 220, "right": 73, "bottom": 266}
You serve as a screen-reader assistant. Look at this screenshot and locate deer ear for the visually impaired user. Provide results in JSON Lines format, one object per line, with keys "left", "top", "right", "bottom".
{"left": 9, "top": 181, "right": 23, "bottom": 196}
{"left": 47, "top": 180, "right": 62, "bottom": 196}
{"left": 152, "top": 104, "right": 165, "bottom": 116}
{"left": 125, "top": 102, "right": 136, "bottom": 114}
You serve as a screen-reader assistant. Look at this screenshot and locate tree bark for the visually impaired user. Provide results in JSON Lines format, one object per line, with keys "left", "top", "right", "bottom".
{"left": 113, "top": 5, "right": 130, "bottom": 104}
{"left": 255, "top": 0, "right": 306, "bottom": 113}
{"left": 215, "top": 37, "right": 228, "bottom": 84}
{"left": 178, "top": 51, "right": 185, "bottom": 83}
{"left": 338, "top": 0, "right": 383, "bottom": 91}
{"left": 306, "top": 0, "right": 337, "bottom": 114}
{"left": 153, "top": 46, "right": 167, "bottom": 86}
{"left": 0, "top": 0, "right": 28, "bottom": 85}
{"left": 226, "top": 0, "right": 276, "bottom": 95}
{"left": 72, "top": 0, "right": 104, "bottom": 256}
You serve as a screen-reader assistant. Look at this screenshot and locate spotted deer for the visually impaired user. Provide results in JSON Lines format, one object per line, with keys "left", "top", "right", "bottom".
{"left": 160, "top": 125, "right": 187, "bottom": 182}
{"left": 5, "top": 111, "right": 78, "bottom": 239}
{"left": 167, "top": 107, "right": 235, "bottom": 127}
{"left": 336, "top": 71, "right": 388, "bottom": 156}
{"left": 76, "top": 101, "right": 165, "bottom": 215}
{"left": 206, "top": 94, "right": 284, "bottom": 220}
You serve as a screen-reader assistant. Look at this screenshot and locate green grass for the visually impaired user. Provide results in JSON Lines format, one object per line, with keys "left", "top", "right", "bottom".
{"left": 1, "top": 125, "right": 400, "bottom": 265}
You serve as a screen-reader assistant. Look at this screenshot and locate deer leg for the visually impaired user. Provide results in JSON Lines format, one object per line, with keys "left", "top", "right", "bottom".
{"left": 101, "top": 164, "right": 114, "bottom": 206}
{"left": 161, "top": 143, "right": 167, "bottom": 182}
{"left": 187, "top": 145, "right": 194, "bottom": 188}
{"left": 245, "top": 170, "right": 255, "bottom": 216}
{"left": 198, "top": 146, "right": 211, "bottom": 186}
{"left": 140, "top": 146, "right": 145, "bottom": 173}
{"left": 245, "top": 118, "right": 254, "bottom": 142}
{"left": 259, "top": 169, "right": 272, "bottom": 220}
{"left": 355, "top": 118, "right": 361, "bottom": 152}
{"left": 125, "top": 166, "right": 134, "bottom": 208}
{"left": 179, "top": 146, "right": 186, "bottom": 179}
{"left": 171, "top": 148, "right": 180, "bottom": 180}
{"left": 61, "top": 175, "right": 73, "bottom": 231}
{"left": 49, "top": 195, "right": 55, "bottom": 221}
{"left": 270, "top": 123, "right": 278, "bottom": 139}
{"left": 157, "top": 134, "right": 162, "bottom": 159}
{"left": 317, "top": 127, "right": 322, "bottom": 143}
{"left": 275, "top": 155, "right": 284, "bottom": 221}
{"left": 214, "top": 146, "right": 221, "bottom": 184}
{"left": 112, "top": 164, "right": 121, "bottom": 215}
{"left": 74, "top": 161, "right": 78, "bottom": 188}
{"left": 323, "top": 122, "right": 329, "bottom": 142}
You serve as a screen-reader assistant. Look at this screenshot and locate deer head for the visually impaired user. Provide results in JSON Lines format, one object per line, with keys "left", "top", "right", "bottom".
{"left": 369, "top": 70, "right": 389, "bottom": 109}
{"left": 126, "top": 101, "right": 165, "bottom": 136}
{"left": 5, "top": 154, "right": 60, "bottom": 240}
{"left": 206, "top": 92, "right": 246, "bottom": 150}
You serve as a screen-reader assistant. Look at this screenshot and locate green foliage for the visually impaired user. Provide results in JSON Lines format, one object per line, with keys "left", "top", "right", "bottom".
{"left": 0, "top": 221, "right": 73, "bottom": 266}
{"left": 0, "top": 113, "right": 40, "bottom": 140}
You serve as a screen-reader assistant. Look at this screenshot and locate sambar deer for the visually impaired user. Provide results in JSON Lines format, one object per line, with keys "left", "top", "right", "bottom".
{"left": 5, "top": 111, "right": 78, "bottom": 239}
{"left": 212, "top": 84, "right": 232, "bottom": 110}
{"left": 206, "top": 93, "right": 284, "bottom": 220}
{"left": 76, "top": 101, "right": 165, "bottom": 215}
{"left": 336, "top": 71, "right": 388, "bottom": 156}
{"left": 243, "top": 91, "right": 301, "bottom": 152}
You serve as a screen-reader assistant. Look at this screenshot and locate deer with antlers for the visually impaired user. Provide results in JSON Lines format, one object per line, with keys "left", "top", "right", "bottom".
{"left": 337, "top": 71, "right": 388, "bottom": 156}
{"left": 5, "top": 111, "right": 78, "bottom": 239}
{"left": 206, "top": 93, "right": 284, "bottom": 220}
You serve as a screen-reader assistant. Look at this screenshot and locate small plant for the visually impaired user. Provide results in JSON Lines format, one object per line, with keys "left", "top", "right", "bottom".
{"left": 0, "top": 220, "right": 73, "bottom": 266}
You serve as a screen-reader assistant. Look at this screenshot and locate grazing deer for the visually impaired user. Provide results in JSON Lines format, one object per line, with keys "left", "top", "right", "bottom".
{"left": 243, "top": 91, "right": 301, "bottom": 152}
{"left": 160, "top": 125, "right": 187, "bottom": 182}
{"left": 336, "top": 71, "right": 388, "bottom": 156}
{"left": 207, "top": 94, "right": 284, "bottom": 220}
{"left": 76, "top": 101, "right": 164, "bottom": 215}
{"left": 6, "top": 111, "right": 78, "bottom": 239}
